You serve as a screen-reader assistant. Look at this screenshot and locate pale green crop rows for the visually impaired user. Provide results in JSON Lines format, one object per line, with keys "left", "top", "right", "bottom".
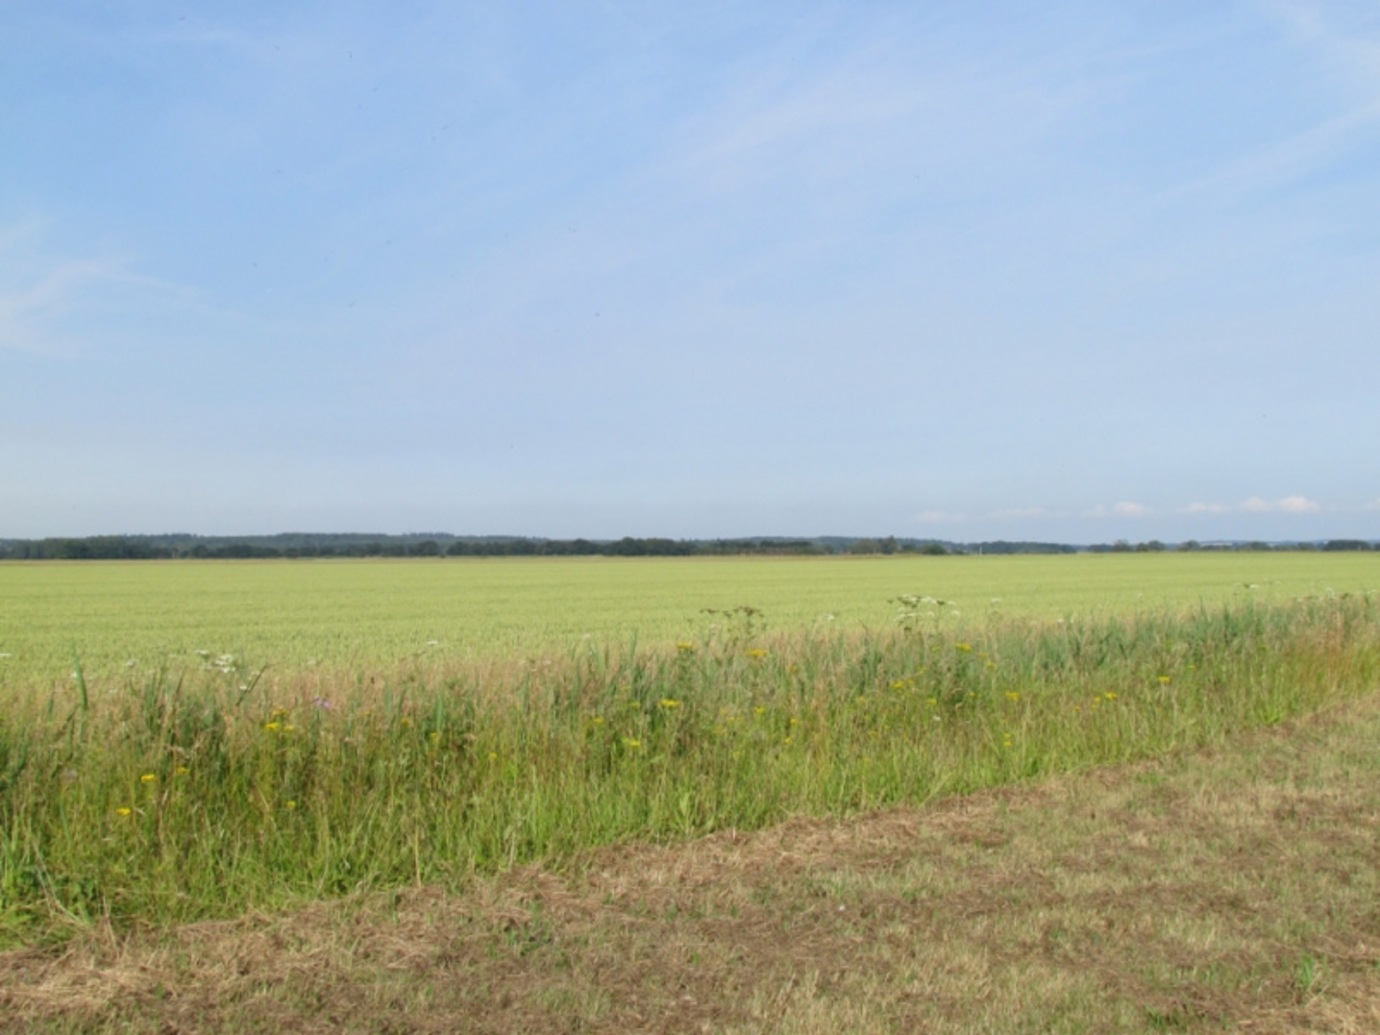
{"left": 0, "top": 553, "right": 1376, "bottom": 689}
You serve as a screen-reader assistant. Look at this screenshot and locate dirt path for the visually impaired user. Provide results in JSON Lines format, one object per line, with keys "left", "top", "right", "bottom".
{"left": 5, "top": 694, "right": 1380, "bottom": 1033}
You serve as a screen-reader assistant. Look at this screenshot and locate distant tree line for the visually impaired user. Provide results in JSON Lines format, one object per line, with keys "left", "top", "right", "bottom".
{"left": 1088, "top": 539, "right": 1375, "bottom": 553}
{"left": 2, "top": 534, "right": 1368, "bottom": 561}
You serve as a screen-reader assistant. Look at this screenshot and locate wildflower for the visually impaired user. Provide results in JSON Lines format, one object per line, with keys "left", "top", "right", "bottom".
{"left": 745, "top": 648, "right": 769, "bottom": 660}
{"left": 488, "top": 752, "right": 498, "bottom": 761}
{"left": 1158, "top": 675, "right": 1171, "bottom": 685}
{"left": 272, "top": 707, "right": 291, "bottom": 719}
{"left": 623, "top": 738, "right": 641, "bottom": 749}
{"left": 890, "top": 680, "right": 907, "bottom": 691}
{"left": 425, "top": 639, "right": 439, "bottom": 647}
{"left": 659, "top": 698, "right": 682, "bottom": 709}
{"left": 676, "top": 641, "right": 695, "bottom": 652}
{"left": 789, "top": 717, "right": 799, "bottom": 726}
{"left": 313, "top": 696, "right": 334, "bottom": 711}
{"left": 115, "top": 807, "right": 133, "bottom": 817}
{"left": 429, "top": 731, "right": 441, "bottom": 743}
{"left": 285, "top": 800, "right": 297, "bottom": 809}
{"left": 955, "top": 642, "right": 973, "bottom": 653}
{"left": 927, "top": 698, "right": 938, "bottom": 706}
{"left": 263, "top": 722, "right": 281, "bottom": 732}
{"left": 783, "top": 737, "right": 792, "bottom": 745}
{"left": 175, "top": 766, "right": 190, "bottom": 776}
{"left": 591, "top": 716, "right": 604, "bottom": 725}
{"left": 1005, "top": 692, "right": 1020, "bottom": 702}
{"left": 284, "top": 725, "right": 296, "bottom": 733}
{"left": 986, "top": 661, "right": 996, "bottom": 669}
{"left": 1104, "top": 692, "right": 1118, "bottom": 701}
{"left": 140, "top": 773, "right": 156, "bottom": 784}
{"left": 400, "top": 717, "right": 413, "bottom": 727}
{"left": 754, "top": 706, "right": 766, "bottom": 716}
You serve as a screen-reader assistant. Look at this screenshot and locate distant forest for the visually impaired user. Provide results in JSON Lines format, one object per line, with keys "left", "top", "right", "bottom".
{"left": 0, "top": 534, "right": 1372, "bottom": 561}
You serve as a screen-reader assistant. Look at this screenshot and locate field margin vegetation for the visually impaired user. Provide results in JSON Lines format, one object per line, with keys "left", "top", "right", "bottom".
{"left": 2, "top": 593, "right": 1377, "bottom": 947}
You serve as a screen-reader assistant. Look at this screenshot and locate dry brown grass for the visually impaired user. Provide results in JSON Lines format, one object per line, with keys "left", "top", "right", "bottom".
{"left": 4, "top": 691, "right": 1380, "bottom": 1033}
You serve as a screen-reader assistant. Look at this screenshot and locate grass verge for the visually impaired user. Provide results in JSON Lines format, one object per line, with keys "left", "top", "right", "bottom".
{"left": 1, "top": 595, "right": 1377, "bottom": 943}
{"left": 4, "top": 665, "right": 1379, "bottom": 1031}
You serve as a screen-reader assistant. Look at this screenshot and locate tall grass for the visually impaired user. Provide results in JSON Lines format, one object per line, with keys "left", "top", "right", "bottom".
{"left": 2, "top": 595, "right": 1377, "bottom": 940}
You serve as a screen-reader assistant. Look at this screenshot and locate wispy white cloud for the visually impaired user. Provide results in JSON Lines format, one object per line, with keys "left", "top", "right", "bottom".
{"left": 1183, "top": 495, "right": 1322, "bottom": 514}
{"left": 1277, "top": 494, "right": 1321, "bottom": 513}
{"left": 0, "top": 224, "right": 198, "bottom": 356}
{"left": 1086, "top": 502, "right": 1150, "bottom": 518}
{"left": 0, "top": 258, "right": 123, "bottom": 354}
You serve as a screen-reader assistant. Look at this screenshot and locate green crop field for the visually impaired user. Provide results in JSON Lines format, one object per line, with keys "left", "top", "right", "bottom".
{"left": 1, "top": 553, "right": 1377, "bottom": 690}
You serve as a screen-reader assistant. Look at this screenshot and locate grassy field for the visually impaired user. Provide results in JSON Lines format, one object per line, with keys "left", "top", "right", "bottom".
{"left": 6, "top": 686, "right": 1380, "bottom": 1032}
{"left": 2, "top": 554, "right": 1379, "bottom": 1029}
{"left": 1, "top": 588, "right": 1376, "bottom": 940}
{"left": 1, "top": 552, "right": 1377, "bottom": 688}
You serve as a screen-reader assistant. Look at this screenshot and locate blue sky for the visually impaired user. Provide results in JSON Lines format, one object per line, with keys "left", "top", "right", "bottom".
{"left": 3, "top": 1, "right": 1378, "bottom": 541}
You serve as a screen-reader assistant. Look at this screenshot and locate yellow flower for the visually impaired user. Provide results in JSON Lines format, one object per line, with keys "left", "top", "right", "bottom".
{"left": 115, "top": 807, "right": 133, "bottom": 817}
{"left": 927, "top": 698, "right": 938, "bottom": 706}
{"left": 783, "top": 737, "right": 792, "bottom": 745}
{"left": 789, "top": 717, "right": 799, "bottom": 725}
{"left": 955, "top": 642, "right": 973, "bottom": 653}
{"left": 1104, "top": 692, "right": 1118, "bottom": 701}
{"left": 658, "top": 698, "right": 682, "bottom": 709}
{"left": 676, "top": 641, "right": 695, "bottom": 652}
{"left": 400, "top": 717, "right": 413, "bottom": 727}
{"left": 591, "top": 716, "right": 604, "bottom": 725}
{"left": 745, "top": 648, "right": 769, "bottom": 659}
{"left": 488, "top": 752, "right": 498, "bottom": 761}
{"left": 283, "top": 724, "right": 296, "bottom": 733}
{"left": 1005, "top": 692, "right": 1020, "bottom": 702}
{"left": 140, "top": 772, "right": 156, "bottom": 784}
{"left": 429, "top": 731, "right": 441, "bottom": 742}
{"left": 175, "top": 766, "right": 189, "bottom": 775}
{"left": 1158, "top": 675, "right": 1171, "bottom": 685}
{"left": 890, "top": 680, "right": 907, "bottom": 691}
{"left": 285, "top": 800, "right": 297, "bottom": 809}
{"left": 263, "top": 722, "right": 281, "bottom": 732}
{"left": 271, "top": 707, "right": 291, "bottom": 719}
{"left": 623, "top": 737, "right": 641, "bottom": 749}
{"left": 754, "top": 706, "right": 766, "bottom": 716}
